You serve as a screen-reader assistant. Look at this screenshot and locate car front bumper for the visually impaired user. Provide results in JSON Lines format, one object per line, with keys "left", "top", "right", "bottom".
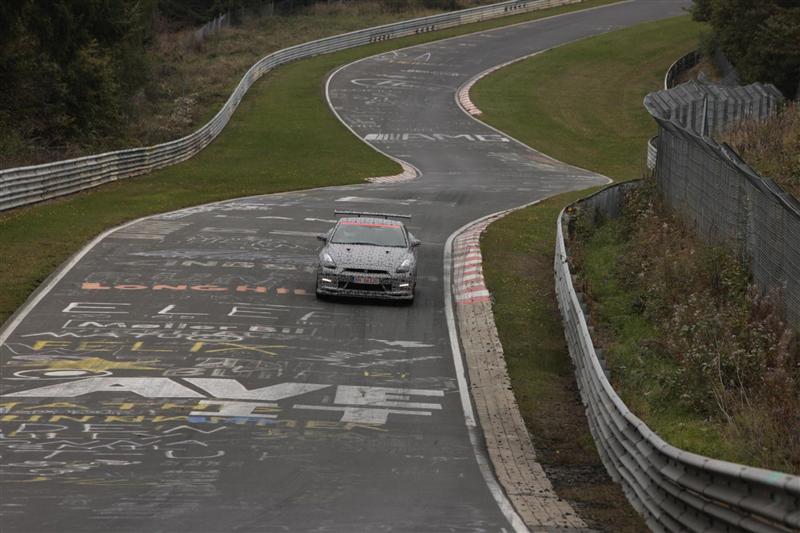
{"left": 316, "top": 271, "right": 415, "bottom": 300}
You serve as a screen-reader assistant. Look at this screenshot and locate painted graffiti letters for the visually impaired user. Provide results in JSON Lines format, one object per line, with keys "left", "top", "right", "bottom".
{"left": 0, "top": 421, "right": 231, "bottom": 479}
{"left": 3, "top": 378, "right": 205, "bottom": 398}
{"left": 62, "top": 302, "right": 130, "bottom": 315}
{"left": 1, "top": 378, "right": 445, "bottom": 425}
{"left": 81, "top": 282, "right": 310, "bottom": 295}
{"left": 189, "top": 400, "right": 278, "bottom": 420}
{"left": 295, "top": 386, "right": 444, "bottom": 424}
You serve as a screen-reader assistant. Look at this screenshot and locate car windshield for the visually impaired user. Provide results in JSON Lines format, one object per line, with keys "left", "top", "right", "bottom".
{"left": 330, "top": 221, "right": 407, "bottom": 247}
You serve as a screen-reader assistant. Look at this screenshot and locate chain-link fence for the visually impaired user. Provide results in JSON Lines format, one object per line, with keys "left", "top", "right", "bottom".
{"left": 644, "top": 82, "right": 800, "bottom": 324}
{"left": 194, "top": 12, "right": 233, "bottom": 44}
{"left": 646, "top": 80, "right": 783, "bottom": 136}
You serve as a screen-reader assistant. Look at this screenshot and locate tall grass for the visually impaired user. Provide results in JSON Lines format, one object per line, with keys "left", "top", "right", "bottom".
{"left": 571, "top": 180, "right": 800, "bottom": 474}
{"left": 720, "top": 103, "right": 800, "bottom": 198}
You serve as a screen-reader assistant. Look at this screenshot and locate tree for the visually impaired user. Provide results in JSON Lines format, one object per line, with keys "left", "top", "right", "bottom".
{"left": 692, "top": 0, "right": 800, "bottom": 98}
{"left": 0, "top": 0, "right": 157, "bottom": 149}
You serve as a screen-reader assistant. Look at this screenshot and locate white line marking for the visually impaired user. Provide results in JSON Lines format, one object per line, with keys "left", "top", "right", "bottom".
{"left": 444, "top": 215, "right": 527, "bottom": 533}
{"left": 335, "top": 196, "right": 416, "bottom": 204}
{"left": 0, "top": 218, "right": 138, "bottom": 346}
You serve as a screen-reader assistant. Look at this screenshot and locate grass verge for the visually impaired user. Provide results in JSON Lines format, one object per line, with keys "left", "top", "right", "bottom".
{"left": 472, "top": 17, "right": 703, "bottom": 181}
{"left": 475, "top": 16, "right": 702, "bottom": 529}
{"left": 0, "top": 0, "right": 622, "bottom": 326}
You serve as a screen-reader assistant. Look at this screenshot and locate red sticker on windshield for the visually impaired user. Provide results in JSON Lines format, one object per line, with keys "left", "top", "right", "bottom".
{"left": 340, "top": 222, "right": 400, "bottom": 228}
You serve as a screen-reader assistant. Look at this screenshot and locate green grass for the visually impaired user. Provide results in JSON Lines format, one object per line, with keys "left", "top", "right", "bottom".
{"left": 0, "top": 0, "right": 622, "bottom": 325}
{"left": 472, "top": 16, "right": 703, "bottom": 181}
{"left": 476, "top": 15, "right": 703, "bottom": 529}
{"left": 483, "top": 193, "right": 653, "bottom": 531}
{"left": 577, "top": 220, "right": 736, "bottom": 459}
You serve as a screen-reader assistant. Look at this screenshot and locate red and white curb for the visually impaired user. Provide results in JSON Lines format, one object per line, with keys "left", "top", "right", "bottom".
{"left": 457, "top": 74, "right": 489, "bottom": 116}
{"left": 449, "top": 212, "right": 588, "bottom": 530}
{"left": 456, "top": 62, "right": 510, "bottom": 117}
{"left": 366, "top": 161, "right": 419, "bottom": 184}
{"left": 452, "top": 214, "right": 504, "bottom": 305}
{"left": 456, "top": 50, "right": 549, "bottom": 118}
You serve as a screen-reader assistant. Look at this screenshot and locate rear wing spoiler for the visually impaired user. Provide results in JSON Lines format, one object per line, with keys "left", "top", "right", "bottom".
{"left": 334, "top": 210, "right": 411, "bottom": 219}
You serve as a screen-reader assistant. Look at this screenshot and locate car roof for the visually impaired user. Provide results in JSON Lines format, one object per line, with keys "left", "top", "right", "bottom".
{"left": 336, "top": 217, "right": 406, "bottom": 228}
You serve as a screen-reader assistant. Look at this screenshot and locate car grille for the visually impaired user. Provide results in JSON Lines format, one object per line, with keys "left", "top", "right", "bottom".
{"left": 339, "top": 281, "right": 392, "bottom": 292}
{"left": 342, "top": 268, "right": 390, "bottom": 275}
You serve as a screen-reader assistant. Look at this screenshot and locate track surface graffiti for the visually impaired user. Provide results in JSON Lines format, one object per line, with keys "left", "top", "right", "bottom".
{"left": 0, "top": 2, "right": 688, "bottom": 530}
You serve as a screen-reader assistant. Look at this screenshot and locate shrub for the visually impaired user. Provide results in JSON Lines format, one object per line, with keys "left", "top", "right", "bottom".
{"left": 574, "top": 179, "right": 800, "bottom": 472}
{"left": 720, "top": 103, "right": 800, "bottom": 198}
{"left": 691, "top": 0, "right": 800, "bottom": 98}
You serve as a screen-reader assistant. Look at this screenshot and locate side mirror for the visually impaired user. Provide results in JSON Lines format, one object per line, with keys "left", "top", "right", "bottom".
{"left": 410, "top": 238, "right": 421, "bottom": 248}
{"left": 317, "top": 233, "right": 328, "bottom": 242}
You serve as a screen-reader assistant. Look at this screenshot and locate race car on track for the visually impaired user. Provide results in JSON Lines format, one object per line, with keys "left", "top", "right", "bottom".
{"left": 315, "top": 211, "right": 420, "bottom": 302}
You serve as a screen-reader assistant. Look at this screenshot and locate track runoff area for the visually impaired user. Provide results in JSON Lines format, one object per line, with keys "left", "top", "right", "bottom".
{"left": 0, "top": 1, "right": 688, "bottom": 531}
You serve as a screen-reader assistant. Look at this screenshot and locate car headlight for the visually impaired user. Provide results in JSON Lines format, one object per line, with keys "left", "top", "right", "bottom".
{"left": 396, "top": 257, "right": 412, "bottom": 273}
{"left": 321, "top": 252, "right": 336, "bottom": 269}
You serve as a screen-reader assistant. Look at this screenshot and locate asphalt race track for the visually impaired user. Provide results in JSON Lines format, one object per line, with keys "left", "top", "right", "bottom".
{"left": 0, "top": 2, "right": 689, "bottom": 531}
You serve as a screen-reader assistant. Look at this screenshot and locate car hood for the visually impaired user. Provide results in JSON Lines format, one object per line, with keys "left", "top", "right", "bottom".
{"left": 325, "top": 243, "right": 410, "bottom": 271}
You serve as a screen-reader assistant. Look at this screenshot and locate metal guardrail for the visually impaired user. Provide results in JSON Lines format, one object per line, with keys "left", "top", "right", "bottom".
{"left": 0, "top": 0, "right": 581, "bottom": 212}
{"left": 649, "top": 50, "right": 699, "bottom": 169}
{"left": 646, "top": 135, "right": 657, "bottom": 171}
{"left": 664, "top": 49, "right": 700, "bottom": 90}
{"left": 555, "top": 184, "right": 800, "bottom": 532}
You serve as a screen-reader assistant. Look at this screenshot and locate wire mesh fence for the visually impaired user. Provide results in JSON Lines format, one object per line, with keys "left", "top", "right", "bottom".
{"left": 644, "top": 82, "right": 800, "bottom": 324}
{"left": 646, "top": 80, "right": 784, "bottom": 136}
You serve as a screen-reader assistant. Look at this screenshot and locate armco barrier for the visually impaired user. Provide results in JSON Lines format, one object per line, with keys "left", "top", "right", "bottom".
{"left": 646, "top": 135, "right": 657, "bottom": 171}
{"left": 649, "top": 50, "right": 699, "bottom": 169}
{"left": 555, "top": 183, "right": 800, "bottom": 532}
{"left": 664, "top": 49, "right": 699, "bottom": 90}
{"left": 0, "top": 0, "right": 581, "bottom": 212}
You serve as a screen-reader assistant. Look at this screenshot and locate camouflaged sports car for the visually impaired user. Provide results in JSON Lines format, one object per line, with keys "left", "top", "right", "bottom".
{"left": 315, "top": 211, "right": 420, "bottom": 302}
